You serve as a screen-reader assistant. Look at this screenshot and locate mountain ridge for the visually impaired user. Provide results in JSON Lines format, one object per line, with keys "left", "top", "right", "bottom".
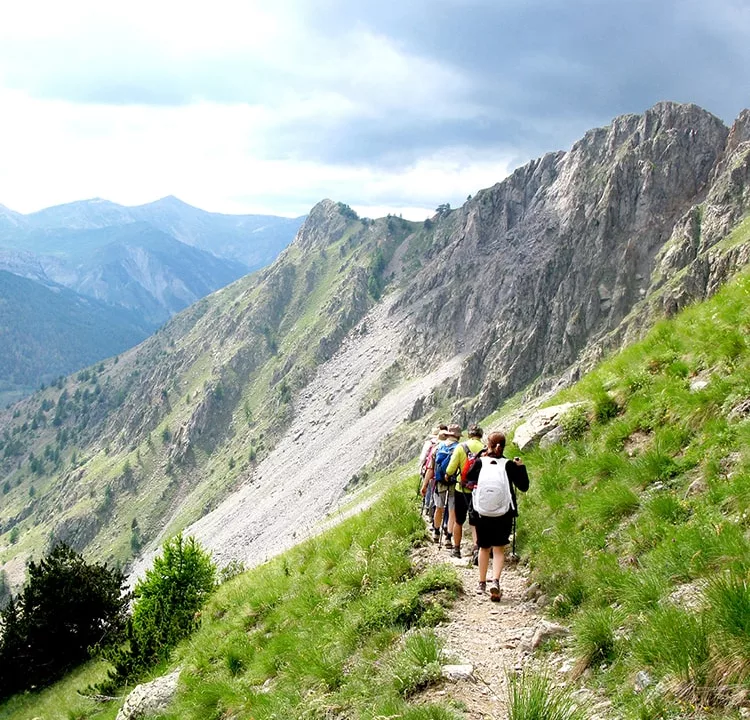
{"left": 0, "top": 198, "right": 305, "bottom": 400}
{"left": 2, "top": 100, "right": 750, "bottom": 593}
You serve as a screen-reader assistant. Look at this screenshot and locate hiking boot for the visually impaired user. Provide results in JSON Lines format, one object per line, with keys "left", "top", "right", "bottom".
{"left": 451, "top": 546, "right": 461, "bottom": 559}
{"left": 432, "top": 527, "right": 440, "bottom": 543}
{"left": 444, "top": 539, "right": 453, "bottom": 549}
{"left": 471, "top": 545, "right": 479, "bottom": 567}
{"left": 475, "top": 581, "right": 487, "bottom": 595}
{"left": 489, "top": 580, "right": 503, "bottom": 602}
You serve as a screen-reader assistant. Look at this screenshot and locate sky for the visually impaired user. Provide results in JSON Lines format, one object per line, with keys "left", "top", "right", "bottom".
{"left": 0, "top": 0, "right": 748, "bottom": 221}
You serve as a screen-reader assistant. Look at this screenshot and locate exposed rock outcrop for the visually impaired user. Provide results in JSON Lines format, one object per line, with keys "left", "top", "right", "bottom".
{"left": 395, "top": 102, "right": 747, "bottom": 418}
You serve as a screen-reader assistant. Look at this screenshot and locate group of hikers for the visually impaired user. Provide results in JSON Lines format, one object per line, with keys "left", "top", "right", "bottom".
{"left": 418, "top": 423, "right": 529, "bottom": 601}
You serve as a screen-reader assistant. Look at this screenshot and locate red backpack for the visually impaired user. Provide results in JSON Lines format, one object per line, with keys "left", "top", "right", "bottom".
{"left": 460, "top": 443, "right": 486, "bottom": 490}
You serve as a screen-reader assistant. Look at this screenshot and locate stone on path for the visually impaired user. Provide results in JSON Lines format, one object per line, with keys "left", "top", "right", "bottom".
{"left": 531, "top": 621, "right": 569, "bottom": 649}
{"left": 441, "top": 664, "right": 475, "bottom": 681}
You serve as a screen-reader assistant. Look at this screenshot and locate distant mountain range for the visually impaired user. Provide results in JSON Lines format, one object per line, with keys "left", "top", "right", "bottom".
{"left": 0, "top": 197, "right": 305, "bottom": 402}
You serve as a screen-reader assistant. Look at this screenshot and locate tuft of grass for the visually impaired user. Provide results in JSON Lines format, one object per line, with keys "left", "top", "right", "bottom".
{"left": 506, "top": 670, "right": 585, "bottom": 720}
{"left": 572, "top": 607, "right": 621, "bottom": 678}
{"left": 632, "top": 606, "right": 711, "bottom": 700}
{"left": 390, "top": 629, "right": 444, "bottom": 697}
{"left": 704, "top": 570, "right": 750, "bottom": 684}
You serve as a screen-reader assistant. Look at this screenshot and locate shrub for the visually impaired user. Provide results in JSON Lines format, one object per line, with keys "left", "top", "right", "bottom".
{"left": 0, "top": 543, "right": 128, "bottom": 699}
{"left": 103, "top": 534, "right": 216, "bottom": 688}
{"left": 594, "top": 392, "right": 619, "bottom": 423}
{"left": 219, "top": 559, "right": 247, "bottom": 584}
{"left": 390, "top": 630, "right": 443, "bottom": 697}
{"left": 559, "top": 405, "right": 589, "bottom": 441}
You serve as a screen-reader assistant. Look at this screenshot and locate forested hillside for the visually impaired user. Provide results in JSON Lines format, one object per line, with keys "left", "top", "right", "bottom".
{"left": 0, "top": 270, "right": 151, "bottom": 405}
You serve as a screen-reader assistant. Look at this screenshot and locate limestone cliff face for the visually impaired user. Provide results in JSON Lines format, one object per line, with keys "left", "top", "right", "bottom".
{"left": 393, "top": 102, "right": 745, "bottom": 417}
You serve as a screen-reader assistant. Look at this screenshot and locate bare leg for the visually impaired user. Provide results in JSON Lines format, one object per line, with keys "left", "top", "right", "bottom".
{"left": 448, "top": 508, "right": 457, "bottom": 539}
{"left": 453, "top": 519, "right": 463, "bottom": 548}
{"left": 433, "top": 506, "right": 444, "bottom": 532}
{"left": 492, "top": 545, "right": 506, "bottom": 580}
{"left": 478, "top": 548, "right": 491, "bottom": 582}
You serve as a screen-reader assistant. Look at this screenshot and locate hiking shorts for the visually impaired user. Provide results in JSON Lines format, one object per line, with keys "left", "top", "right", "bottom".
{"left": 433, "top": 485, "right": 455, "bottom": 510}
{"left": 475, "top": 512, "right": 514, "bottom": 549}
{"left": 454, "top": 491, "right": 475, "bottom": 526}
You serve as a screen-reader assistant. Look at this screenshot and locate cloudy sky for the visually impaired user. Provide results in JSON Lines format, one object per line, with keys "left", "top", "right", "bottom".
{"left": 0, "top": 0, "right": 748, "bottom": 220}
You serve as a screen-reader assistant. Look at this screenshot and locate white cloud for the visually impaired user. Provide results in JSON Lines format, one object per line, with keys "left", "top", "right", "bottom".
{"left": 0, "top": 0, "right": 745, "bottom": 218}
{"left": 0, "top": 88, "right": 511, "bottom": 217}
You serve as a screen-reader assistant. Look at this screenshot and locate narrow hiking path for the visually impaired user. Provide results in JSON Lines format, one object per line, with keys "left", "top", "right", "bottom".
{"left": 413, "top": 534, "right": 540, "bottom": 718}
{"left": 412, "top": 521, "right": 614, "bottom": 720}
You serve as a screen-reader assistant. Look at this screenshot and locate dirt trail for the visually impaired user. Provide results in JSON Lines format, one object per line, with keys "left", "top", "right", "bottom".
{"left": 413, "top": 532, "right": 541, "bottom": 718}
{"left": 413, "top": 523, "right": 614, "bottom": 720}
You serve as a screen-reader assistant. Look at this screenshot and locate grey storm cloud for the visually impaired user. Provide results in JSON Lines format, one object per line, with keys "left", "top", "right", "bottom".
{"left": 2, "top": 0, "right": 749, "bottom": 169}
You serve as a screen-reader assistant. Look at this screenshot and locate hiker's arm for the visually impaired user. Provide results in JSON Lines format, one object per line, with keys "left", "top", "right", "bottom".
{"left": 508, "top": 461, "right": 529, "bottom": 492}
{"left": 420, "top": 462, "right": 434, "bottom": 495}
{"left": 446, "top": 445, "right": 463, "bottom": 478}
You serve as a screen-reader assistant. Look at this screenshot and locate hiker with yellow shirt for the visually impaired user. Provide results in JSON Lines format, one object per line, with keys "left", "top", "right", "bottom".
{"left": 445, "top": 424, "right": 485, "bottom": 559}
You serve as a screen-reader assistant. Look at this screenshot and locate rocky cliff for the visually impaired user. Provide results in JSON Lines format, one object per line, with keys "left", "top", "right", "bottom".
{"left": 393, "top": 102, "right": 748, "bottom": 417}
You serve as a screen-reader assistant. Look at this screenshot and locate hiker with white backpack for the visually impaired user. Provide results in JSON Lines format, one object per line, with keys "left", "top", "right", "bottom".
{"left": 463, "top": 431, "right": 529, "bottom": 601}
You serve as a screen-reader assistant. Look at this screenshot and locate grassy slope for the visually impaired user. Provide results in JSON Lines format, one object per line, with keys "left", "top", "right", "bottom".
{"left": 3, "top": 266, "right": 749, "bottom": 720}
{"left": 518, "top": 267, "right": 750, "bottom": 718}
{"left": 0, "top": 482, "right": 463, "bottom": 720}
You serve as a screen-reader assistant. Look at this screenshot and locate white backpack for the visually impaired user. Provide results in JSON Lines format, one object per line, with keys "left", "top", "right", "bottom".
{"left": 472, "top": 457, "right": 514, "bottom": 517}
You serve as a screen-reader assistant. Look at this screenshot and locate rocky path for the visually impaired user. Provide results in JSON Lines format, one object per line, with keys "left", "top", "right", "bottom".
{"left": 413, "top": 525, "right": 614, "bottom": 720}
{"left": 413, "top": 532, "right": 542, "bottom": 718}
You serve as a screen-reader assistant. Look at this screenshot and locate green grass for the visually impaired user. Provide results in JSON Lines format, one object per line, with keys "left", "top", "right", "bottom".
{"left": 1, "top": 481, "right": 461, "bottom": 720}
{"left": 5, "top": 236, "right": 750, "bottom": 720}
{"left": 160, "top": 482, "right": 461, "bottom": 720}
{"left": 506, "top": 671, "right": 585, "bottom": 720}
{"left": 518, "top": 267, "right": 750, "bottom": 716}
{"left": 0, "top": 660, "right": 118, "bottom": 720}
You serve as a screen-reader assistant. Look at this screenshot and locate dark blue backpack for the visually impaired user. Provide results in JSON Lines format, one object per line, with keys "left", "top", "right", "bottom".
{"left": 433, "top": 442, "right": 456, "bottom": 485}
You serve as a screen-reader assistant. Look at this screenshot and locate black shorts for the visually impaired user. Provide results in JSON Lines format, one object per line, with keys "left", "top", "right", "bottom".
{"left": 475, "top": 512, "right": 514, "bottom": 549}
{"left": 454, "top": 491, "right": 477, "bottom": 526}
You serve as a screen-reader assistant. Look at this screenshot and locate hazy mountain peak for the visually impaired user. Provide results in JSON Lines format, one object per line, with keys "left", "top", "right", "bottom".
{"left": 295, "top": 199, "right": 353, "bottom": 250}
{"left": 141, "top": 195, "right": 196, "bottom": 210}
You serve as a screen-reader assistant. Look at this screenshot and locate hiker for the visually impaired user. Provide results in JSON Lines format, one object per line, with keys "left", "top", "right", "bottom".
{"left": 425, "top": 423, "right": 461, "bottom": 546}
{"left": 464, "top": 430, "right": 529, "bottom": 601}
{"left": 419, "top": 424, "right": 447, "bottom": 516}
{"left": 444, "top": 424, "right": 485, "bottom": 559}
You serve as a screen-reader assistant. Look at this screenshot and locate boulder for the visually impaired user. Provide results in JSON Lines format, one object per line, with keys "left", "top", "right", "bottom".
{"left": 513, "top": 403, "right": 586, "bottom": 450}
{"left": 115, "top": 670, "right": 180, "bottom": 720}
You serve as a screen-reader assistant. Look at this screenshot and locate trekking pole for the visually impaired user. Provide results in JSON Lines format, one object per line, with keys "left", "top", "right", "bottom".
{"left": 438, "top": 487, "right": 449, "bottom": 548}
{"left": 509, "top": 515, "right": 520, "bottom": 564}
